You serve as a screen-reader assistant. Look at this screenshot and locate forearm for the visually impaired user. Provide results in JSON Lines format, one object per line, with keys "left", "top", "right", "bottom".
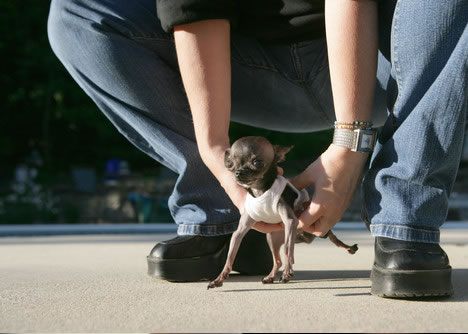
{"left": 174, "top": 19, "right": 231, "bottom": 171}
{"left": 325, "top": 0, "right": 378, "bottom": 123}
{"left": 291, "top": 2, "right": 378, "bottom": 191}
{"left": 174, "top": 20, "right": 246, "bottom": 209}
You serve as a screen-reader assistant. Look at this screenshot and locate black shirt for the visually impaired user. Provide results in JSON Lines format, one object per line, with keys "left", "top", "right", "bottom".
{"left": 156, "top": 0, "right": 325, "bottom": 43}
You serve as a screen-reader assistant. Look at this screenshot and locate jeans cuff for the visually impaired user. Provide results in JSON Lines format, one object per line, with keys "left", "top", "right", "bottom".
{"left": 177, "top": 221, "right": 239, "bottom": 236}
{"left": 370, "top": 223, "right": 440, "bottom": 243}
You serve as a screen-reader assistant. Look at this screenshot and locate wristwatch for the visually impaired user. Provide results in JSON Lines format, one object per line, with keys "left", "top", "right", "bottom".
{"left": 332, "top": 128, "right": 377, "bottom": 153}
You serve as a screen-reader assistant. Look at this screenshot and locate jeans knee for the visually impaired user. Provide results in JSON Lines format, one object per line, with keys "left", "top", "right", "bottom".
{"left": 47, "top": 0, "right": 88, "bottom": 64}
{"left": 48, "top": 0, "right": 171, "bottom": 66}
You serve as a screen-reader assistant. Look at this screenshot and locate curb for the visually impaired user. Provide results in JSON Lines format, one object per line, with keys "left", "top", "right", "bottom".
{"left": 0, "top": 221, "right": 467, "bottom": 237}
{"left": 0, "top": 223, "right": 177, "bottom": 237}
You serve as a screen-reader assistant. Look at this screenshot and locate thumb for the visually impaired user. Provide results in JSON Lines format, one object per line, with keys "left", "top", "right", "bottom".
{"left": 306, "top": 217, "right": 331, "bottom": 237}
{"left": 298, "top": 199, "right": 322, "bottom": 229}
{"left": 289, "top": 165, "right": 317, "bottom": 190}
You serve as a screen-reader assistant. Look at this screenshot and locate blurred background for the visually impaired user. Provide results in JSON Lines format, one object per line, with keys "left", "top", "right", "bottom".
{"left": 1, "top": 1, "right": 467, "bottom": 226}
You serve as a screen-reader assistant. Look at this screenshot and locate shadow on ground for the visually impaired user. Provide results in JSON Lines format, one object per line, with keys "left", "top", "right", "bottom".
{"left": 220, "top": 269, "right": 468, "bottom": 302}
{"left": 227, "top": 269, "right": 371, "bottom": 282}
{"left": 220, "top": 270, "right": 370, "bottom": 293}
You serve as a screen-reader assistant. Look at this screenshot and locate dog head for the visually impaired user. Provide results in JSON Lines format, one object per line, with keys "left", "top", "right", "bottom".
{"left": 224, "top": 136, "right": 292, "bottom": 190}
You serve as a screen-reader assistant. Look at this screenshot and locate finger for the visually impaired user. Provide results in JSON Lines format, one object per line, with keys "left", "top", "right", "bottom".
{"left": 253, "top": 221, "right": 284, "bottom": 233}
{"left": 289, "top": 161, "right": 320, "bottom": 190}
{"left": 277, "top": 166, "right": 284, "bottom": 176}
{"left": 289, "top": 171, "right": 311, "bottom": 190}
{"left": 298, "top": 200, "right": 323, "bottom": 229}
{"left": 308, "top": 217, "right": 335, "bottom": 237}
{"left": 295, "top": 200, "right": 311, "bottom": 217}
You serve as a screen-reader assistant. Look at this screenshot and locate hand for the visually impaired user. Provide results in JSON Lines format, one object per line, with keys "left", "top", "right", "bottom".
{"left": 204, "top": 146, "right": 285, "bottom": 230}
{"left": 290, "top": 144, "right": 369, "bottom": 236}
{"left": 222, "top": 164, "right": 286, "bottom": 234}
{"left": 204, "top": 146, "right": 248, "bottom": 212}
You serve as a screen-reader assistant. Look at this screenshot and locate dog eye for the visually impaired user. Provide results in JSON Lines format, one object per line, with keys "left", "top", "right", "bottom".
{"left": 252, "top": 159, "right": 263, "bottom": 168}
{"left": 225, "top": 160, "right": 234, "bottom": 170}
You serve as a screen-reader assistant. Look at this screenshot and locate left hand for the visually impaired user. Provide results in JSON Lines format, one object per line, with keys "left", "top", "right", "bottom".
{"left": 289, "top": 144, "right": 369, "bottom": 236}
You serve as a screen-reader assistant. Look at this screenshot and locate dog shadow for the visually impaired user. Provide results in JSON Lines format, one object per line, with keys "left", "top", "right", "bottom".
{"left": 220, "top": 269, "right": 371, "bottom": 293}
{"left": 219, "top": 269, "right": 468, "bottom": 302}
{"left": 228, "top": 269, "right": 370, "bottom": 282}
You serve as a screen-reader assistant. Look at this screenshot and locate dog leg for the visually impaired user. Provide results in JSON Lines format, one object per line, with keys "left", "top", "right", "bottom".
{"left": 262, "top": 231, "right": 284, "bottom": 284}
{"left": 277, "top": 201, "right": 298, "bottom": 283}
{"left": 327, "top": 231, "right": 358, "bottom": 254}
{"left": 207, "top": 213, "right": 255, "bottom": 289}
{"left": 295, "top": 229, "right": 316, "bottom": 244}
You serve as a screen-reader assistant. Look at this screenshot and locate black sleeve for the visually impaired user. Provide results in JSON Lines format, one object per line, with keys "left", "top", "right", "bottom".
{"left": 156, "top": 0, "right": 237, "bottom": 32}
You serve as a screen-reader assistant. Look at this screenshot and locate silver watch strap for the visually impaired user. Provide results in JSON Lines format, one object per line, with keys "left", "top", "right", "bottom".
{"left": 333, "top": 129, "right": 355, "bottom": 148}
{"left": 333, "top": 128, "right": 376, "bottom": 152}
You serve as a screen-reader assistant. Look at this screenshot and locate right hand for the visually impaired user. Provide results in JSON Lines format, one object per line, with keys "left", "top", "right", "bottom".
{"left": 201, "top": 146, "right": 248, "bottom": 213}
{"left": 203, "top": 146, "right": 286, "bottom": 234}
{"left": 218, "top": 168, "right": 248, "bottom": 214}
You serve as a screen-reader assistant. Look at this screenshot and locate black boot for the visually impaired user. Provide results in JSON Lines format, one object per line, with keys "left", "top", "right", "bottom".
{"left": 371, "top": 236, "right": 453, "bottom": 298}
{"left": 147, "top": 230, "right": 272, "bottom": 282}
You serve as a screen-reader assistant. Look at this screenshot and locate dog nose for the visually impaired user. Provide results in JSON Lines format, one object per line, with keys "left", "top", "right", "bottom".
{"left": 235, "top": 170, "right": 241, "bottom": 177}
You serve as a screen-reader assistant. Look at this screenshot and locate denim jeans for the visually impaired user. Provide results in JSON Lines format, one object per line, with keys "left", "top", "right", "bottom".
{"left": 47, "top": 0, "right": 467, "bottom": 241}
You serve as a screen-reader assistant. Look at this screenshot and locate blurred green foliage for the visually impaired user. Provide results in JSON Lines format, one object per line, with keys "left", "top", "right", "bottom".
{"left": 0, "top": 1, "right": 158, "bottom": 182}
{"left": 0, "top": 1, "right": 330, "bottom": 184}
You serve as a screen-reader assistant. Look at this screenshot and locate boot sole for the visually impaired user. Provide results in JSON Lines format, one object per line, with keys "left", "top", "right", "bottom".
{"left": 147, "top": 242, "right": 228, "bottom": 282}
{"left": 371, "top": 265, "right": 453, "bottom": 298}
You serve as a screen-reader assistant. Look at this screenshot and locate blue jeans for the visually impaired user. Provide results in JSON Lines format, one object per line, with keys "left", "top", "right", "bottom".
{"left": 47, "top": 0, "right": 467, "bottom": 241}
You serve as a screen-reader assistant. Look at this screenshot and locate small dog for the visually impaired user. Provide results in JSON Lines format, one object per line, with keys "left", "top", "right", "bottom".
{"left": 207, "top": 136, "right": 358, "bottom": 289}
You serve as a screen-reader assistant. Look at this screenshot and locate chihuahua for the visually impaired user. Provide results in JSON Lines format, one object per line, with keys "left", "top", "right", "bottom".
{"left": 207, "top": 136, "right": 358, "bottom": 289}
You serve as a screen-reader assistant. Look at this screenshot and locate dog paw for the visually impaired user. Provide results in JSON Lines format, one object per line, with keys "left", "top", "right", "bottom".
{"left": 262, "top": 276, "right": 275, "bottom": 284}
{"left": 207, "top": 280, "right": 223, "bottom": 290}
{"left": 347, "top": 244, "right": 358, "bottom": 254}
{"left": 280, "top": 272, "right": 291, "bottom": 283}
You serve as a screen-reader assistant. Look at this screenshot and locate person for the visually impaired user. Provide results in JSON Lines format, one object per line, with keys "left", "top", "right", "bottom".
{"left": 47, "top": 0, "right": 467, "bottom": 297}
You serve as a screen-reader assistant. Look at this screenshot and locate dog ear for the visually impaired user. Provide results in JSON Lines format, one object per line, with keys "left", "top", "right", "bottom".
{"left": 224, "top": 149, "right": 234, "bottom": 170}
{"left": 273, "top": 145, "right": 293, "bottom": 163}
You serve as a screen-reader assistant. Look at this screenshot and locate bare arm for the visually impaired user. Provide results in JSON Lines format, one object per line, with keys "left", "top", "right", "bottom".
{"left": 326, "top": 0, "right": 378, "bottom": 124}
{"left": 289, "top": 0, "right": 379, "bottom": 235}
{"left": 173, "top": 20, "right": 246, "bottom": 210}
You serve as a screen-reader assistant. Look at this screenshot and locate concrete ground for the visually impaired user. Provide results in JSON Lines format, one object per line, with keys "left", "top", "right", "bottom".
{"left": 1, "top": 226, "right": 467, "bottom": 332}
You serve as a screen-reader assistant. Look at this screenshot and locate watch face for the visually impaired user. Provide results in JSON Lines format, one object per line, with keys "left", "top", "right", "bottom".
{"left": 355, "top": 130, "right": 375, "bottom": 152}
{"left": 360, "top": 134, "right": 373, "bottom": 150}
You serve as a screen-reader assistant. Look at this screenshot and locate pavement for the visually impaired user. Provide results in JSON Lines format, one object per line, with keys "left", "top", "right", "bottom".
{"left": 1, "top": 225, "right": 467, "bottom": 333}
